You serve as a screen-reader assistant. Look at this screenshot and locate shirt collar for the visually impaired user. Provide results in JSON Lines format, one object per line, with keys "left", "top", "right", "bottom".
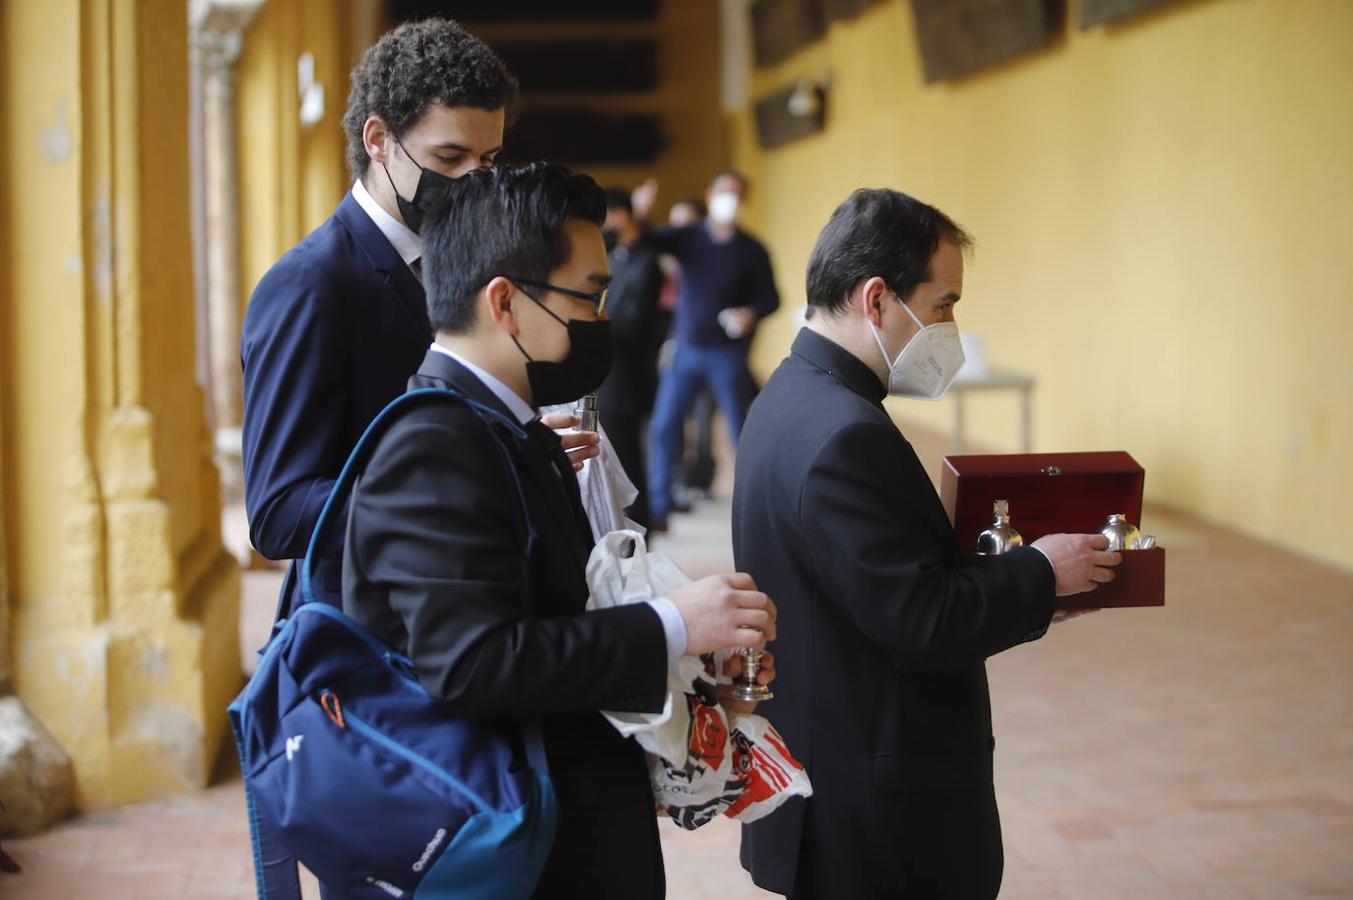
{"left": 792, "top": 327, "right": 888, "bottom": 406}
{"left": 427, "top": 344, "right": 535, "bottom": 425}
{"left": 351, "top": 178, "right": 421, "bottom": 267}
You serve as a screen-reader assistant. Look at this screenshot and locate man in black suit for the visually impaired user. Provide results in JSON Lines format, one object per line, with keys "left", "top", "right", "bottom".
{"left": 241, "top": 19, "right": 582, "bottom": 615}
{"left": 733, "top": 189, "right": 1121, "bottom": 899}
{"left": 342, "top": 163, "right": 777, "bottom": 898}
{"left": 596, "top": 186, "right": 667, "bottom": 527}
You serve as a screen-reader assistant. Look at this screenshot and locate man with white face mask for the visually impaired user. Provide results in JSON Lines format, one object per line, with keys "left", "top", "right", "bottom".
{"left": 732, "top": 189, "right": 1121, "bottom": 899}
{"left": 636, "top": 170, "right": 780, "bottom": 530}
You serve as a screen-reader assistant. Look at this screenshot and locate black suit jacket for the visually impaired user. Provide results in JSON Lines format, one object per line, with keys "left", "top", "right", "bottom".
{"left": 342, "top": 349, "right": 671, "bottom": 899}
{"left": 732, "top": 329, "right": 1056, "bottom": 899}
{"left": 241, "top": 191, "right": 430, "bottom": 613}
{"left": 596, "top": 238, "right": 666, "bottom": 417}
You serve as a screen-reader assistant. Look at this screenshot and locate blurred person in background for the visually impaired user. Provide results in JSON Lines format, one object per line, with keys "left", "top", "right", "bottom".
{"left": 661, "top": 196, "right": 719, "bottom": 513}
{"left": 594, "top": 186, "right": 666, "bottom": 527}
{"left": 635, "top": 172, "right": 780, "bottom": 531}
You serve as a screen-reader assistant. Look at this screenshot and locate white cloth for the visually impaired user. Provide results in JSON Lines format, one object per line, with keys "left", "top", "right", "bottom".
{"left": 540, "top": 401, "right": 687, "bottom": 663}
{"left": 539, "top": 402, "right": 643, "bottom": 539}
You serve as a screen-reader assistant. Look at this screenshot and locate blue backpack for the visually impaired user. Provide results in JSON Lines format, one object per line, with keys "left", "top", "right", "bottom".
{"left": 228, "top": 387, "right": 557, "bottom": 899}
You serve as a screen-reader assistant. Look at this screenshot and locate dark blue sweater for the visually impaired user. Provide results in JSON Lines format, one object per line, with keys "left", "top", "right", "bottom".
{"left": 647, "top": 223, "right": 780, "bottom": 347}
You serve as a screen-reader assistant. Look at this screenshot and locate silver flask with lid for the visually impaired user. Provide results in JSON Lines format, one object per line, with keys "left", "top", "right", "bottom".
{"left": 977, "top": 500, "right": 1024, "bottom": 555}
{"left": 574, "top": 394, "right": 599, "bottom": 433}
{"left": 1100, "top": 513, "right": 1142, "bottom": 551}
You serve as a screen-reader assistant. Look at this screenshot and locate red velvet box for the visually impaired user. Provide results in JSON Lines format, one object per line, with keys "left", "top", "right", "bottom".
{"left": 941, "top": 451, "right": 1166, "bottom": 610}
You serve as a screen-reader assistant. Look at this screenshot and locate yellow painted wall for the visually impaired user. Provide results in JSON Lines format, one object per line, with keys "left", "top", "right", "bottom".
{"left": 1, "top": 0, "right": 240, "bottom": 808}
{"left": 237, "top": 0, "right": 353, "bottom": 313}
{"left": 732, "top": 0, "right": 1353, "bottom": 572}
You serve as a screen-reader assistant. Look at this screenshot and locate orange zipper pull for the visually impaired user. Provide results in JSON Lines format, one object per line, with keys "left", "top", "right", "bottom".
{"left": 320, "top": 691, "right": 346, "bottom": 729}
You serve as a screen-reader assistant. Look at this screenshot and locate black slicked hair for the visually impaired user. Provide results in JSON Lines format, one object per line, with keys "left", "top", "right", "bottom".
{"left": 342, "top": 18, "right": 518, "bottom": 179}
{"left": 671, "top": 196, "right": 707, "bottom": 220}
{"left": 422, "top": 163, "right": 607, "bottom": 333}
{"left": 710, "top": 169, "right": 750, "bottom": 192}
{"left": 603, "top": 186, "right": 632, "bottom": 214}
{"left": 806, "top": 188, "right": 972, "bottom": 318}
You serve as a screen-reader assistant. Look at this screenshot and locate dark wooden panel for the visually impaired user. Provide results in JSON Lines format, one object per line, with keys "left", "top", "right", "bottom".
{"left": 1080, "top": 0, "right": 1180, "bottom": 28}
{"left": 500, "top": 110, "right": 665, "bottom": 165}
{"left": 390, "top": 0, "right": 661, "bottom": 23}
{"left": 754, "top": 81, "right": 826, "bottom": 150}
{"left": 492, "top": 40, "right": 659, "bottom": 94}
{"left": 751, "top": 0, "right": 826, "bottom": 67}
{"left": 820, "top": 0, "right": 876, "bottom": 24}
{"left": 910, "top": 0, "right": 1060, "bottom": 83}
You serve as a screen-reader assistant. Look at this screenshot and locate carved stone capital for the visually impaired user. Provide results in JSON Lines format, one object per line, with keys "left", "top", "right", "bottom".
{"left": 189, "top": 0, "right": 265, "bottom": 72}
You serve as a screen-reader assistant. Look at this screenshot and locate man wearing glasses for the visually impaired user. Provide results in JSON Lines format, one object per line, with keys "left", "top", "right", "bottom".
{"left": 342, "top": 163, "right": 777, "bottom": 897}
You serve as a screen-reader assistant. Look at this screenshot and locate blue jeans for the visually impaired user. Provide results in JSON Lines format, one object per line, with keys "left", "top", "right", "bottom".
{"left": 647, "top": 343, "right": 752, "bottom": 519}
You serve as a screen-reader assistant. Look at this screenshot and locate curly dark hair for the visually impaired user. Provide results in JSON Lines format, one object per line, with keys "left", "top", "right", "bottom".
{"left": 342, "top": 18, "right": 519, "bottom": 179}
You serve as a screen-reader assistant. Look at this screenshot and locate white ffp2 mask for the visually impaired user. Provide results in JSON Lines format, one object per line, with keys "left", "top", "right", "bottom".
{"left": 707, "top": 191, "right": 740, "bottom": 225}
{"left": 869, "top": 295, "right": 965, "bottom": 400}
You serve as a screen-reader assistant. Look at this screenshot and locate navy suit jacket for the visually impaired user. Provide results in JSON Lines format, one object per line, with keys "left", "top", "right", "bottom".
{"left": 241, "top": 190, "right": 430, "bottom": 614}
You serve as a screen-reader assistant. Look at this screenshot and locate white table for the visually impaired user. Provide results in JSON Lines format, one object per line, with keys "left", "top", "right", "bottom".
{"left": 947, "top": 369, "right": 1035, "bottom": 453}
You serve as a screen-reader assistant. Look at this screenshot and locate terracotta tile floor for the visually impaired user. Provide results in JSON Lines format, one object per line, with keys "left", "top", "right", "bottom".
{"left": 5, "top": 422, "right": 1351, "bottom": 898}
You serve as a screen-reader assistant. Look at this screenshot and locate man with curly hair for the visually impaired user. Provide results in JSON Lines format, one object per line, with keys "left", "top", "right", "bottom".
{"left": 241, "top": 19, "right": 596, "bottom": 619}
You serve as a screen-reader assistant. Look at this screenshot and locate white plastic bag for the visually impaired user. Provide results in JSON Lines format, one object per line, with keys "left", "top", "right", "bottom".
{"left": 586, "top": 531, "right": 811, "bottom": 828}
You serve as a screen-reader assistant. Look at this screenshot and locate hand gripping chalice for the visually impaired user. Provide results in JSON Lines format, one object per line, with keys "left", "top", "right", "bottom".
{"left": 731, "top": 645, "right": 773, "bottom": 702}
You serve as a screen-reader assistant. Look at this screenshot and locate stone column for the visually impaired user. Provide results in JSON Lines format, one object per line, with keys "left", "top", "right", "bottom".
{"left": 0, "top": 0, "right": 241, "bottom": 812}
{"left": 191, "top": 0, "right": 264, "bottom": 504}
{"left": 0, "top": 340, "right": 74, "bottom": 837}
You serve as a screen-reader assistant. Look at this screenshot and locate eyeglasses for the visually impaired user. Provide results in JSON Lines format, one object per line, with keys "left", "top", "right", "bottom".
{"left": 509, "top": 278, "right": 608, "bottom": 317}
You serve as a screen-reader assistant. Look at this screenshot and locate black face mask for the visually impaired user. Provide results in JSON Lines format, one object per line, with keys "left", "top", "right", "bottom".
{"left": 512, "top": 294, "right": 613, "bottom": 407}
{"left": 382, "top": 136, "right": 454, "bottom": 234}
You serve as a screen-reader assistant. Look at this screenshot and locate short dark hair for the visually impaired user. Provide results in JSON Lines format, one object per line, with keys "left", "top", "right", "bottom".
{"left": 805, "top": 189, "right": 972, "bottom": 318}
{"left": 342, "top": 18, "right": 519, "bottom": 179}
{"left": 672, "top": 196, "right": 707, "bottom": 219}
{"left": 603, "top": 186, "right": 632, "bottom": 214}
{"left": 710, "top": 169, "right": 750, "bottom": 192}
{"left": 422, "top": 163, "right": 607, "bottom": 333}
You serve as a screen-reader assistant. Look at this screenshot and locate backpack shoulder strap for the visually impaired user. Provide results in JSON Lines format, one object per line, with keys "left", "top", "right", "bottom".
{"left": 294, "top": 386, "right": 535, "bottom": 615}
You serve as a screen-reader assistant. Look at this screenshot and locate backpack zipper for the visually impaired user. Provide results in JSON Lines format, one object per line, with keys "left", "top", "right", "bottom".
{"left": 324, "top": 692, "right": 492, "bottom": 815}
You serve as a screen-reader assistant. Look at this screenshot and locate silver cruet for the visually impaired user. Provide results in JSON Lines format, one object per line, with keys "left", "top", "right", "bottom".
{"left": 573, "top": 393, "right": 599, "bottom": 433}
{"left": 977, "top": 500, "right": 1024, "bottom": 555}
{"left": 1100, "top": 513, "right": 1142, "bottom": 551}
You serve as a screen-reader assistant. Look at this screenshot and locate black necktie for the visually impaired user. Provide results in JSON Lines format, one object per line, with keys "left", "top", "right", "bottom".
{"left": 525, "top": 419, "right": 592, "bottom": 540}
{"left": 409, "top": 257, "right": 422, "bottom": 285}
{"left": 525, "top": 419, "right": 573, "bottom": 483}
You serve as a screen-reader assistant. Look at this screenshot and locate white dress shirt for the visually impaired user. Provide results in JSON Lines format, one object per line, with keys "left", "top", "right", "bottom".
{"left": 351, "top": 178, "right": 421, "bottom": 270}
{"left": 426, "top": 344, "right": 688, "bottom": 661}
{"left": 429, "top": 344, "right": 534, "bottom": 425}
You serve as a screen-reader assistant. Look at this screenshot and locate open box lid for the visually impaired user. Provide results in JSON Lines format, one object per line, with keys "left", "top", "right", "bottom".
{"left": 941, "top": 451, "right": 1145, "bottom": 549}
